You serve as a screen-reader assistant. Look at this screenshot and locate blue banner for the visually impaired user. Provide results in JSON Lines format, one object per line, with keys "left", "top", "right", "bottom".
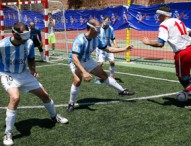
{"left": 4, "top": 8, "right": 45, "bottom": 29}
{"left": 127, "top": 3, "right": 191, "bottom": 31}
{"left": 4, "top": 8, "right": 19, "bottom": 27}
{"left": 64, "top": 6, "right": 129, "bottom": 30}
{"left": 3, "top": 2, "right": 191, "bottom": 31}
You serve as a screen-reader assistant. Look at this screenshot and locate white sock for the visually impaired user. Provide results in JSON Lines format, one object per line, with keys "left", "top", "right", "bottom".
{"left": 69, "top": 84, "right": 79, "bottom": 104}
{"left": 40, "top": 52, "right": 44, "bottom": 60}
{"left": 109, "top": 66, "right": 115, "bottom": 77}
{"left": 104, "top": 77, "right": 124, "bottom": 92}
{"left": 44, "top": 99, "right": 57, "bottom": 118}
{"left": 95, "top": 76, "right": 99, "bottom": 80}
{"left": 5, "top": 108, "right": 17, "bottom": 133}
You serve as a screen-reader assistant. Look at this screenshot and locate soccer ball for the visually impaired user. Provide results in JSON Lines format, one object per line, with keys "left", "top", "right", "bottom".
{"left": 176, "top": 91, "right": 188, "bottom": 102}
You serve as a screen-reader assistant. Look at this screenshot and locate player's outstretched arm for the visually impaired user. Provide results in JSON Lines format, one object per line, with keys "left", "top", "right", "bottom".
{"left": 112, "top": 39, "right": 119, "bottom": 48}
{"left": 106, "top": 45, "right": 133, "bottom": 53}
{"left": 142, "top": 37, "right": 164, "bottom": 47}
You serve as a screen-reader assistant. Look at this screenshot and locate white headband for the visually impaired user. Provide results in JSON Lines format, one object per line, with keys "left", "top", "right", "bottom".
{"left": 12, "top": 27, "right": 31, "bottom": 40}
{"left": 87, "top": 22, "right": 96, "bottom": 28}
{"left": 156, "top": 10, "right": 172, "bottom": 17}
{"left": 87, "top": 22, "right": 101, "bottom": 32}
{"left": 103, "top": 21, "right": 111, "bottom": 26}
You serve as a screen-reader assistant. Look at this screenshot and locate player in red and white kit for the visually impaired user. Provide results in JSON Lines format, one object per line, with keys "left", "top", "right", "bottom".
{"left": 142, "top": 5, "right": 191, "bottom": 97}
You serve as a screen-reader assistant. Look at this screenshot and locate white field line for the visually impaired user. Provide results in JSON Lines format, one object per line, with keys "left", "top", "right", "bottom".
{"left": 113, "top": 71, "right": 179, "bottom": 83}
{"left": 0, "top": 63, "right": 178, "bottom": 110}
{"left": 0, "top": 92, "right": 178, "bottom": 109}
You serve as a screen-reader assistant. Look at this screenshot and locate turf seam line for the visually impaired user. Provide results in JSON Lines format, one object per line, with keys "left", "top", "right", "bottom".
{"left": 36, "top": 63, "right": 178, "bottom": 83}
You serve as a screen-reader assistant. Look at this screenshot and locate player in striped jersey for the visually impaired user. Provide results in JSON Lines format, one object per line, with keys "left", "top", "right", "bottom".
{"left": 67, "top": 19, "right": 135, "bottom": 113}
{"left": 95, "top": 16, "right": 119, "bottom": 84}
{"left": 0, "top": 22, "right": 68, "bottom": 146}
{"left": 142, "top": 5, "right": 191, "bottom": 101}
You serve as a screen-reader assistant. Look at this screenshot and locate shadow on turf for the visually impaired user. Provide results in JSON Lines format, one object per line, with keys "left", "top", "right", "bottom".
{"left": 35, "top": 60, "right": 45, "bottom": 62}
{"left": 76, "top": 97, "right": 136, "bottom": 111}
{"left": 147, "top": 97, "right": 191, "bottom": 108}
{"left": 115, "top": 77, "right": 124, "bottom": 83}
{"left": 96, "top": 77, "right": 124, "bottom": 84}
{"left": 14, "top": 118, "right": 55, "bottom": 139}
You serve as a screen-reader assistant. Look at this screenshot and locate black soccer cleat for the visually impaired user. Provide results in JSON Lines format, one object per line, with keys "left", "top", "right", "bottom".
{"left": 118, "top": 89, "right": 135, "bottom": 96}
{"left": 67, "top": 104, "right": 74, "bottom": 113}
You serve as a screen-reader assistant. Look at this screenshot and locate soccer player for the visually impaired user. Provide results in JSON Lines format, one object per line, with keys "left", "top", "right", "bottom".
{"left": 0, "top": 22, "right": 68, "bottom": 146}
{"left": 142, "top": 5, "right": 191, "bottom": 101}
{"left": 48, "top": 12, "right": 56, "bottom": 55}
{"left": 95, "top": 16, "right": 119, "bottom": 84}
{"left": 30, "top": 22, "right": 44, "bottom": 61}
{"left": 67, "top": 19, "right": 135, "bottom": 113}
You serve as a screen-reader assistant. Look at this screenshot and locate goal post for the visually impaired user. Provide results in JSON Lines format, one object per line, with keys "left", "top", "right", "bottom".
{"left": 0, "top": 0, "right": 50, "bottom": 62}
{"left": 47, "top": 0, "right": 69, "bottom": 61}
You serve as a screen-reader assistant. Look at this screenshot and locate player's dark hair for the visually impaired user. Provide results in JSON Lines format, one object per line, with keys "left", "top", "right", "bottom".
{"left": 12, "top": 22, "right": 28, "bottom": 34}
{"left": 103, "top": 16, "right": 110, "bottom": 21}
{"left": 158, "top": 5, "right": 171, "bottom": 13}
{"left": 87, "top": 24, "right": 91, "bottom": 31}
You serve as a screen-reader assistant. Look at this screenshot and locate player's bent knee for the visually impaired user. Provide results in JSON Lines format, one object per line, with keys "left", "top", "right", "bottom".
{"left": 73, "top": 80, "right": 81, "bottom": 86}
{"left": 110, "top": 62, "right": 115, "bottom": 66}
{"left": 73, "top": 78, "right": 81, "bottom": 86}
{"left": 40, "top": 93, "right": 51, "bottom": 103}
{"left": 10, "top": 96, "right": 20, "bottom": 105}
{"left": 100, "top": 72, "right": 108, "bottom": 81}
{"left": 98, "top": 62, "right": 103, "bottom": 66}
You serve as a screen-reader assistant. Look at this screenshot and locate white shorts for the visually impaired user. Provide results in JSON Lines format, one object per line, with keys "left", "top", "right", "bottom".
{"left": 0, "top": 71, "right": 42, "bottom": 93}
{"left": 69, "top": 58, "right": 98, "bottom": 73}
{"left": 97, "top": 52, "right": 115, "bottom": 63}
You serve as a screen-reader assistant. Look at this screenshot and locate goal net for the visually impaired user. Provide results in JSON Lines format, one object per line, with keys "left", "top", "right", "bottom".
{"left": 0, "top": 0, "right": 68, "bottom": 62}
{"left": 47, "top": 0, "right": 69, "bottom": 62}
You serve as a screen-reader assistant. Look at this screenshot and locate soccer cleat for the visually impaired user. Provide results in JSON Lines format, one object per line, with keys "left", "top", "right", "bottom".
{"left": 51, "top": 114, "right": 68, "bottom": 124}
{"left": 94, "top": 80, "right": 102, "bottom": 85}
{"left": 118, "top": 89, "right": 135, "bottom": 96}
{"left": 185, "top": 106, "right": 191, "bottom": 109}
{"left": 67, "top": 104, "right": 74, "bottom": 113}
{"left": 3, "top": 132, "right": 13, "bottom": 146}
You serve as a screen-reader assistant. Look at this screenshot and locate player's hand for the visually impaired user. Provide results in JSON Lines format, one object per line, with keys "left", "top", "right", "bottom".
{"left": 142, "top": 37, "right": 151, "bottom": 45}
{"left": 32, "top": 72, "right": 39, "bottom": 78}
{"left": 49, "top": 17, "right": 53, "bottom": 21}
{"left": 40, "top": 42, "right": 43, "bottom": 47}
{"left": 126, "top": 45, "right": 134, "bottom": 51}
{"left": 48, "top": 19, "right": 53, "bottom": 24}
{"left": 83, "top": 72, "right": 92, "bottom": 82}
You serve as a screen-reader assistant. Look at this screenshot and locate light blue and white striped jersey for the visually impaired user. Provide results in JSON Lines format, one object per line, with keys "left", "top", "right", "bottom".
{"left": 96, "top": 25, "right": 115, "bottom": 55}
{"left": 100, "top": 25, "right": 115, "bottom": 46}
{"left": 0, "top": 36, "right": 35, "bottom": 73}
{"left": 68, "top": 33, "right": 106, "bottom": 64}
